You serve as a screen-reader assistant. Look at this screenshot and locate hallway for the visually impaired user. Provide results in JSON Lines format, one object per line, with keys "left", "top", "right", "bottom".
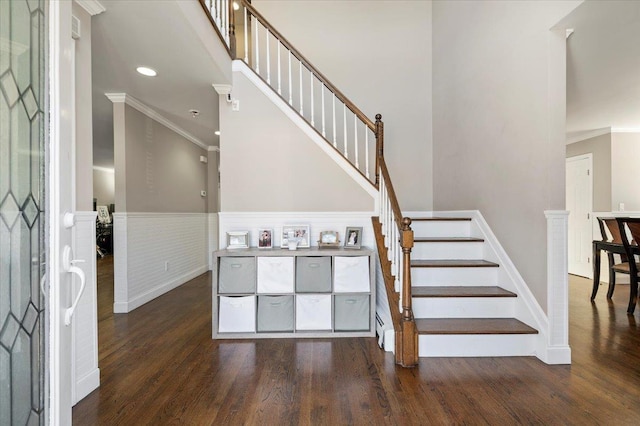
{"left": 73, "top": 258, "right": 640, "bottom": 424}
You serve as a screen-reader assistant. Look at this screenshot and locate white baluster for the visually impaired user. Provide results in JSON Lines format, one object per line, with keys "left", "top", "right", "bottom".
{"left": 288, "top": 51, "right": 292, "bottom": 105}
{"left": 365, "top": 129, "right": 370, "bottom": 179}
{"left": 266, "top": 27, "right": 271, "bottom": 84}
{"left": 277, "top": 42, "right": 281, "bottom": 95}
{"left": 321, "top": 85, "right": 326, "bottom": 137}
{"left": 343, "top": 104, "right": 348, "bottom": 158}
{"left": 354, "top": 115, "right": 359, "bottom": 169}
{"left": 224, "top": 0, "right": 229, "bottom": 44}
{"left": 216, "top": 0, "right": 221, "bottom": 28}
{"left": 254, "top": 18, "right": 260, "bottom": 74}
{"left": 332, "top": 95, "right": 337, "bottom": 147}
{"left": 310, "top": 72, "right": 315, "bottom": 127}
{"left": 243, "top": 7, "right": 248, "bottom": 62}
{"left": 299, "top": 61, "right": 303, "bottom": 115}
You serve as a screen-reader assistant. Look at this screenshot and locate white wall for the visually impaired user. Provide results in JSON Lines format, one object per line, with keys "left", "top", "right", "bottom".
{"left": 252, "top": 0, "right": 433, "bottom": 211}
{"left": 611, "top": 132, "right": 640, "bottom": 212}
{"left": 93, "top": 167, "right": 114, "bottom": 207}
{"left": 220, "top": 69, "right": 374, "bottom": 212}
{"left": 432, "top": 0, "right": 581, "bottom": 309}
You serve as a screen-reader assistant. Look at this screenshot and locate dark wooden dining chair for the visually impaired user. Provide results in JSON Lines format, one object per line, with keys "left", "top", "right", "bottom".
{"left": 615, "top": 217, "right": 640, "bottom": 314}
{"left": 594, "top": 217, "right": 630, "bottom": 299}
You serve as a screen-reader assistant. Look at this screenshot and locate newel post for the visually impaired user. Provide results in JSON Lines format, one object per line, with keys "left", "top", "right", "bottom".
{"left": 375, "top": 114, "right": 384, "bottom": 187}
{"left": 396, "top": 217, "right": 418, "bottom": 367}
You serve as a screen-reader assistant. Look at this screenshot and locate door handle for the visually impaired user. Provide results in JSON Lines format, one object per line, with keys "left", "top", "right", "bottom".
{"left": 62, "top": 245, "right": 86, "bottom": 326}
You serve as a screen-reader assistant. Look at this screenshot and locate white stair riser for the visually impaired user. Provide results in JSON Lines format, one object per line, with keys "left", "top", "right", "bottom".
{"left": 418, "top": 334, "right": 536, "bottom": 357}
{"left": 412, "top": 241, "right": 483, "bottom": 260}
{"left": 411, "top": 221, "right": 471, "bottom": 238}
{"left": 413, "top": 297, "right": 515, "bottom": 318}
{"left": 411, "top": 267, "right": 498, "bottom": 286}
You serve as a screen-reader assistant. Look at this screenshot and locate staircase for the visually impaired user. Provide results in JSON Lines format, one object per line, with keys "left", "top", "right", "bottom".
{"left": 409, "top": 218, "right": 538, "bottom": 357}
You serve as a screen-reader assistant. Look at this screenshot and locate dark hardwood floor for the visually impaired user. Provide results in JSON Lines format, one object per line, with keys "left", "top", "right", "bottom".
{"left": 74, "top": 258, "right": 640, "bottom": 424}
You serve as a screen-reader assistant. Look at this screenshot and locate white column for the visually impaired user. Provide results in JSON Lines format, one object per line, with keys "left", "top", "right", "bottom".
{"left": 544, "top": 210, "right": 571, "bottom": 364}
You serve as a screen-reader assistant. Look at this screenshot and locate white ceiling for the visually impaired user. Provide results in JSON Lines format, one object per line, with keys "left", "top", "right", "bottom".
{"left": 91, "top": 0, "right": 228, "bottom": 168}
{"left": 563, "top": 0, "right": 640, "bottom": 143}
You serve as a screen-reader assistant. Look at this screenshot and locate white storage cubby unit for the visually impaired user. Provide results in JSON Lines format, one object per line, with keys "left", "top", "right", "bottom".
{"left": 212, "top": 248, "right": 375, "bottom": 339}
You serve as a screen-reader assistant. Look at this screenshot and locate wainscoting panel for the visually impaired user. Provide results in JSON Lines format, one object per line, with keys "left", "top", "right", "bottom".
{"left": 113, "top": 213, "right": 208, "bottom": 313}
{"left": 73, "top": 212, "right": 100, "bottom": 404}
{"left": 218, "top": 212, "right": 376, "bottom": 249}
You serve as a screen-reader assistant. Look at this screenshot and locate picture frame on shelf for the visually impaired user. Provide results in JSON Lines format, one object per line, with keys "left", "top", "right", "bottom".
{"left": 344, "top": 227, "right": 362, "bottom": 249}
{"left": 227, "top": 231, "right": 249, "bottom": 249}
{"left": 258, "top": 229, "right": 273, "bottom": 249}
{"left": 96, "top": 205, "right": 111, "bottom": 224}
{"left": 318, "top": 231, "right": 340, "bottom": 248}
{"left": 281, "top": 224, "right": 310, "bottom": 249}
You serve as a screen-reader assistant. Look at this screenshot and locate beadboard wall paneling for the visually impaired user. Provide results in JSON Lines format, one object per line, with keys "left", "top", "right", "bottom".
{"left": 209, "top": 213, "right": 219, "bottom": 270}
{"left": 218, "top": 212, "right": 376, "bottom": 249}
{"left": 113, "top": 213, "right": 208, "bottom": 313}
{"left": 73, "top": 212, "right": 100, "bottom": 404}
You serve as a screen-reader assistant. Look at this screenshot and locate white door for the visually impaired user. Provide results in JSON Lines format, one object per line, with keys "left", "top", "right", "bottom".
{"left": 566, "top": 155, "right": 593, "bottom": 278}
{"left": 49, "top": 1, "right": 78, "bottom": 424}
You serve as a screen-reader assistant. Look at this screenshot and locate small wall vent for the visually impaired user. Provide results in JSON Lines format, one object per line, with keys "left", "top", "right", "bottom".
{"left": 72, "top": 15, "right": 81, "bottom": 39}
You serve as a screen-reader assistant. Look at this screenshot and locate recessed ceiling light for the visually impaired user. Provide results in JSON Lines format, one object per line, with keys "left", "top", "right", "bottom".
{"left": 214, "top": 130, "right": 221, "bottom": 136}
{"left": 233, "top": 2, "right": 240, "bottom": 11}
{"left": 136, "top": 66, "right": 157, "bottom": 77}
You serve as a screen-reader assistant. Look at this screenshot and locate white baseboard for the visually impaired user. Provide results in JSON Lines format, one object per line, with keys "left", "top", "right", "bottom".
{"left": 73, "top": 368, "right": 100, "bottom": 405}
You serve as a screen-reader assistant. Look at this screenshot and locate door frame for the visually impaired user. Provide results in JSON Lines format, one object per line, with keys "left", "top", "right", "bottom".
{"left": 566, "top": 153, "right": 593, "bottom": 278}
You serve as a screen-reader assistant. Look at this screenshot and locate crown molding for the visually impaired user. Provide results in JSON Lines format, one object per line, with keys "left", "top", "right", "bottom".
{"left": 74, "top": 0, "right": 106, "bottom": 16}
{"left": 105, "top": 93, "right": 209, "bottom": 151}
{"left": 212, "top": 84, "right": 232, "bottom": 95}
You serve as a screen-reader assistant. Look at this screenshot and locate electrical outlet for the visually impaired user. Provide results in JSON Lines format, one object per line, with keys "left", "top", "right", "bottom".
{"left": 232, "top": 99, "right": 240, "bottom": 111}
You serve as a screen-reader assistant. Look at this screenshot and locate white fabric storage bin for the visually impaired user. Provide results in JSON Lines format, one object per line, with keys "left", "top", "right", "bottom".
{"left": 334, "top": 295, "right": 370, "bottom": 331}
{"left": 218, "top": 257, "right": 256, "bottom": 293}
{"left": 257, "top": 256, "right": 295, "bottom": 293}
{"left": 218, "top": 296, "right": 256, "bottom": 333}
{"left": 258, "top": 295, "right": 294, "bottom": 332}
{"left": 333, "top": 256, "right": 370, "bottom": 292}
{"left": 295, "top": 294, "right": 332, "bottom": 330}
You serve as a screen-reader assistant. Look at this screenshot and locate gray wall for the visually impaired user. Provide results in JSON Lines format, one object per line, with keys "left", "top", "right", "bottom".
{"left": 432, "top": 0, "right": 581, "bottom": 310}
{"left": 93, "top": 168, "right": 115, "bottom": 207}
{"left": 611, "top": 132, "right": 640, "bottom": 211}
{"left": 73, "top": 3, "right": 93, "bottom": 211}
{"left": 220, "top": 71, "right": 374, "bottom": 212}
{"left": 566, "top": 133, "right": 612, "bottom": 212}
{"left": 114, "top": 103, "right": 208, "bottom": 213}
{"left": 253, "top": 0, "right": 432, "bottom": 211}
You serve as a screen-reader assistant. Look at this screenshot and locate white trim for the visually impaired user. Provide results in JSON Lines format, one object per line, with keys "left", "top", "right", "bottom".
{"left": 611, "top": 127, "right": 640, "bottom": 133}
{"left": 212, "top": 83, "right": 232, "bottom": 95}
{"left": 208, "top": 213, "right": 219, "bottom": 270}
{"left": 92, "top": 166, "right": 114, "bottom": 173}
{"left": 543, "top": 210, "right": 571, "bottom": 364}
{"left": 74, "top": 369, "right": 100, "bottom": 403}
{"left": 232, "top": 60, "right": 378, "bottom": 203}
{"left": 208, "top": 146, "right": 220, "bottom": 152}
{"left": 74, "top": 0, "right": 106, "bottom": 16}
{"left": 105, "top": 93, "right": 209, "bottom": 151}
{"left": 566, "top": 127, "right": 610, "bottom": 145}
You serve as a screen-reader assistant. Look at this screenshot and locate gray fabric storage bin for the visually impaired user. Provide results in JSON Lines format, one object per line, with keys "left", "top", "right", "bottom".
{"left": 257, "top": 295, "right": 294, "bottom": 332}
{"left": 334, "top": 295, "right": 370, "bottom": 331}
{"left": 218, "top": 257, "right": 256, "bottom": 293}
{"left": 296, "top": 257, "right": 331, "bottom": 293}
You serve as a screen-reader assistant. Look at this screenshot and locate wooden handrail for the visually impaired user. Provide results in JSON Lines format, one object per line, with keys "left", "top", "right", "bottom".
{"left": 378, "top": 157, "right": 404, "bottom": 232}
{"left": 238, "top": 0, "right": 375, "bottom": 131}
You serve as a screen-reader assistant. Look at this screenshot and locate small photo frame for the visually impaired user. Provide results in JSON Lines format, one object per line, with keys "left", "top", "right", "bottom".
{"left": 96, "top": 205, "right": 111, "bottom": 224}
{"left": 281, "top": 224, "right": 310, "bottom": 248}
{"left": 318, "top": 231, "right": 340, "bottom": 248}
{"left": 258, "top": 229, "right": 273, "bottom": 249}
{"left": 344, "top": 227, "right": 362, "bottom": 249}
{"left": 227, "top": 231, "right": 249, "bottom": 249}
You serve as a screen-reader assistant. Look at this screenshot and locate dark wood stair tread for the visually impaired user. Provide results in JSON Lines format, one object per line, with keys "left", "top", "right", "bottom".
{"left": 411, "top": 217, "right": 472, "bottom": 221}
{"left": 412, "top": 286, "right": 516, "bottom": 298}
{"left": 414, "top": 237, "right": 484, "bottom": 243}
{"left": 411, "top": 259, "right": 499, "bottom": 268}
{"left": 416, "top": 318, "right": 538, "bottom": 335}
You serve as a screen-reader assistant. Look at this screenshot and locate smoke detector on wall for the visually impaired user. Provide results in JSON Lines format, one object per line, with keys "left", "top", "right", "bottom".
{"left": 189, "top": 109, "right": 200, "bottom": 118}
